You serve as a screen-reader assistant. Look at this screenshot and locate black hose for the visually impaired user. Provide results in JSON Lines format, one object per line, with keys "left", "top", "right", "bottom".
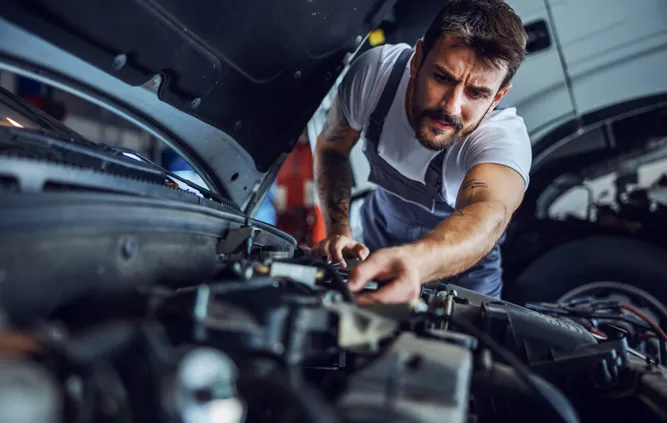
{"left": 473, "top": 363, "right": 580, "bottom": 423}
{"left": 239, "top": 371, "right": 340, "bottom": 423}
{"left": 448, "top": 315, "right": 580, "bottom": 423}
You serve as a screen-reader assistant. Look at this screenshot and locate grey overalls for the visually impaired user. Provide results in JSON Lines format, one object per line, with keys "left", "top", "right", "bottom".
{"left": 358, "top": 48, "right": 506, "bottom": 299}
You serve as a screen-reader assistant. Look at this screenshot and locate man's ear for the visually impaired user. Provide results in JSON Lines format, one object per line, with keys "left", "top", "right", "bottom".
{"left": 492, "top": 82, "right": 512, "bottom": 109}
{"left": 411, "top": 40, "right": 424, "bottom": 77}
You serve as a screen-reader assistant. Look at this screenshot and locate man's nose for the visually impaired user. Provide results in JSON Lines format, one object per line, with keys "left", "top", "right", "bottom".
{"left": 441, "top": 85, "right": 464, "bottom": 117}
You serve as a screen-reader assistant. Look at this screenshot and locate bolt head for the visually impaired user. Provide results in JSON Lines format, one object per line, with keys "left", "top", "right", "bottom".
{"left": 112, "top": 54, "right": 127, "bottom": 70}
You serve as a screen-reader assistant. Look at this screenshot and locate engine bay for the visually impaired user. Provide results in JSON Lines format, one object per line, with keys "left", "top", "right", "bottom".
{"left": 2, "top": 229, "right": 667, "bottom": 423}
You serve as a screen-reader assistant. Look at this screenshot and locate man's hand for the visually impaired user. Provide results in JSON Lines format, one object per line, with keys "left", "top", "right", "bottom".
{"left": 347, "top": 246, "right": 422, "bottom": 305}
{"left": 311, "top": 234, "right": 370, "bottom": 269}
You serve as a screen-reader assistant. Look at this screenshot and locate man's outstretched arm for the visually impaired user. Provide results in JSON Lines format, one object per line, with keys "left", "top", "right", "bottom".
{"left": 349, "top": 162, "right": 525, "bottom": 303}
{"left": 412, "top": 162, "right": 525, "bottom": 281}
{"left": 312, "top": 96, "right": 369, "bottom": 266}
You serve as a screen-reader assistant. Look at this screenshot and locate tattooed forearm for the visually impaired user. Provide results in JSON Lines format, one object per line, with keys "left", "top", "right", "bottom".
{"left": 313, "top": 95, "right": 361, "bottom": 235}
{"left": 316, "top": 149, "right": 354, "bottom": 233}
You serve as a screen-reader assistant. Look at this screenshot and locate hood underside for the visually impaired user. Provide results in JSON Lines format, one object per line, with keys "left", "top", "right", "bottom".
{"left": 0, "top": 0, "right": 396, "bottom": 210}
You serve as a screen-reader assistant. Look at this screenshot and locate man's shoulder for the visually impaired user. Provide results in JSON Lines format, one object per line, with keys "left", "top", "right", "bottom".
{"left": 471, "top": 108, "right": 530, "bottom": 146}
{"left": 375, "top": 43, "right": 415, "bottom": 67}
{"left": 346, "top": 43, "right": 414, "bottom": 84}
{"left": 456, "top": 107, "right": 533, "bottom": 186}
{"left": 337, "top": 43, "right": 414, "bottom": 131}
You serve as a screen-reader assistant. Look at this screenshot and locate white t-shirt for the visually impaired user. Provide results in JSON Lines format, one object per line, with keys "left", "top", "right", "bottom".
{"left": 337, "top": 43, "right": 532, "bottom": 208}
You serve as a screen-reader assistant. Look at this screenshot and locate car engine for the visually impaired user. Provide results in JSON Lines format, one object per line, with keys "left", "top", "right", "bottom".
{"left": 2, "top": 195, "right": 667, "bottom": 423}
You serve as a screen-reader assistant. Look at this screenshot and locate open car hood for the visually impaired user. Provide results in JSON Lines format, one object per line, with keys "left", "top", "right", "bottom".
{"left": 0, "top": 0, "right": 395, "bottom": 211}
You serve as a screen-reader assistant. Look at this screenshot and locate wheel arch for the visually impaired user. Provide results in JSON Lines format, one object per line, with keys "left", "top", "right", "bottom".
{"left": 504, "top": 235, "right": 667, "bottom": 306}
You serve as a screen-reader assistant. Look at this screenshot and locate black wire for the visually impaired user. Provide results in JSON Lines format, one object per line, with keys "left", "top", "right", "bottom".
{"left": 294, "top": 257, "right": 354, "bottom": 303}
{"left": 568, "top": 310, "right": 664, "bottom": 365}
{"left": 447, "top": 314, "right": 580, "bottom": 423}
{"left": 527, "top": 303, "right": 666, "bottom": 363}
{"left": 583, "top": 314, "right": 652, "bottom": 330}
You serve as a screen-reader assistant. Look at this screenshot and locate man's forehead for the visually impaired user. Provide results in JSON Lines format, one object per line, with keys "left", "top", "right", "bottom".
{"left": 427, "top": 35, "right": 507, "bottom": 90}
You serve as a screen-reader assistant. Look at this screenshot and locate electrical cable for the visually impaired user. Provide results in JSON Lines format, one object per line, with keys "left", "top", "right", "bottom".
{"left": 581, "top": 314, "right": 651, "bottom": 330}
{"left": 620, "top": 303, "right": 667, "bottom": 366}
{"left": 294, "top": 257, "right": 354, "bottom": 303}
{"left": 620, "top": 304, "right": 667, "bottom": 340}
{"left": 557, "top": 282, "right": 667, "bottom": 330}
{"left": 447, "top": 314, "right": 580, "bottom": 423}
{"left": 528, "top": 302, "right": 666, "bottom": 362}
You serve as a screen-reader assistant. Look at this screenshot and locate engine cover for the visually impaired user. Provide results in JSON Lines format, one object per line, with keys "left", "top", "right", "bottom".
{"left": 338, "top": 333, "right": 472, "bottom": 423}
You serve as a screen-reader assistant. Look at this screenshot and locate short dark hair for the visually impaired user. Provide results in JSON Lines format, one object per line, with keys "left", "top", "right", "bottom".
{"left": 422, "top": 0, "right": 527, "bottom": 88}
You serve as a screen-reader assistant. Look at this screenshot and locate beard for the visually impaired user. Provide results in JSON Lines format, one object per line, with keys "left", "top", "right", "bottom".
{"left": 410, "top": 103, "right": 486, "bottom": 151}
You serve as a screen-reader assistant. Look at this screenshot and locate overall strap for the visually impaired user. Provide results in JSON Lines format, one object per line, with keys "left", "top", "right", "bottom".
{"left": 424, "top": 149, "right": 447, "bottom": 191}
{"left": 364, "top": 48, "right": 414, "bottom": 149}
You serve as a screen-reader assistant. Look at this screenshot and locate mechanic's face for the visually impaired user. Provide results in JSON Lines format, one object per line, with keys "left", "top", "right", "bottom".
{"left": 407, "top": 36, "right": 511, "bottom": 151}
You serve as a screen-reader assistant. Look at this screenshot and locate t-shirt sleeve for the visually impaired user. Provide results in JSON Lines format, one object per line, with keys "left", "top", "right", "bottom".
{"left": 336, "top": 46, "right": 384, "bottom": 131}
{"left": 462, "top": 115, "right": 533, "bottom": 189}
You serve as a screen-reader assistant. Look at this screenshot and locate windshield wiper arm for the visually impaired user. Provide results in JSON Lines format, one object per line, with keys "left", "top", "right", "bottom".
{"left": 109, "top": 146, "right": 230, "bottom": 206}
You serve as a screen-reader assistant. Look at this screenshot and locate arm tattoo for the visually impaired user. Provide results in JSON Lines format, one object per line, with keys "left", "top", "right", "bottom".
{"left": 460, "top": 178, "right": 489, "bottom": 204}
{"left": 315, "top": 97, "right": 358, "bottom": 233}
{"left": 460, "top": 179, "right": 489, "bottom": 191}
{"left": 316, "top": 149, "right": 353, "bottom": 230}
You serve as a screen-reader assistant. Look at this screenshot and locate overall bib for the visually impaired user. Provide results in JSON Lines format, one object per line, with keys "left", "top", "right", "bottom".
{"left": 358, "top": 49, "right": 506, "bottom": 299}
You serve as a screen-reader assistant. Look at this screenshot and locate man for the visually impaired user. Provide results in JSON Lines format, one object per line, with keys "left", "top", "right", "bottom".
{"left": 312, "top": 0, "right": 531, "bottom": 304}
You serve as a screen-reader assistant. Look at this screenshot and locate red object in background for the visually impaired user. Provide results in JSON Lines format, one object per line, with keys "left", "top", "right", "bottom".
{"left": 274, "top": 131, "right": 326, "bottom": 246}
{"left": 23, "top": 94, "right": 68, "bottom": 121}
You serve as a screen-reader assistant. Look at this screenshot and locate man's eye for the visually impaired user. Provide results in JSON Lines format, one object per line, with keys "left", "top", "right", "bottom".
{"left": 434, "top": 73, "right": 451, "bottom": 83}
{"left": 469, "top": 90, "right": 486, "bottom": 99}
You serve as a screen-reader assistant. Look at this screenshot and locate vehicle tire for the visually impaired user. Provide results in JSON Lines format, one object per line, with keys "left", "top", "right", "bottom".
{"left": 504, "top": 235, "right": 667, "bottom": 306}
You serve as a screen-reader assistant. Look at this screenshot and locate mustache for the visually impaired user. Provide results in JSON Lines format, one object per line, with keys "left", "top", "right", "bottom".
{"left": 421, "top": 109, "right": 463, "bottom": 131}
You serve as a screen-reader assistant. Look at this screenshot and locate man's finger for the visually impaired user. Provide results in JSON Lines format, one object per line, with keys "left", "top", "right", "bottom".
{"left": 341, "top": 243, "right": 369, "bottom": 264}
{"left": 317, "top": 239, "right": 332, "bottom": 262}
{"left": 356, "top": 278, "right": 420, "bottom": 305}
{"left": 331, "top": 239, "right": 349, "bottom": 269}
{"left": 351, "top": 244, "right": 370, "bottom": 261}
